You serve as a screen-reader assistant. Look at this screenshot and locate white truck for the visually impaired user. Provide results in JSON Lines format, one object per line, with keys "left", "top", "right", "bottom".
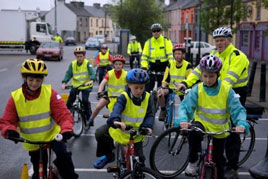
{"left": 0, "top": 10, "right": 53, "bottom": 54}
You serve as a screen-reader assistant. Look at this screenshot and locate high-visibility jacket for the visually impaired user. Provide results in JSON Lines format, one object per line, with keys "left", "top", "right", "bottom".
{"left": 109, "top": 91, "right": 150, "bottom": 145}
{"left": 194, "top": 82, "right": 231, "bottom": 138}
{"left": 72, "top": 59, "right": 92, "bottom": 90}
{"left": 54, "top": 35, "right": 63, "bottom": 43}
{"left": 106, "top": 69, "right": 127, "bottom": 112}
{"left": 98, "top": 51, "right": 110, "bottom": 66}
{"left": 141, "top": 35, "right": 173, "bottom": 69}
{"left": 127, "top": 41, "right": 142, "bottom": 54}
{"left": 184, "top": 44, "right": 249, "bottom": 89}
{"left": 11, "top": 85, "right": 61, "bottom": 151}
{"left": 163, "top": 60, "right": 191, "bottom": 95}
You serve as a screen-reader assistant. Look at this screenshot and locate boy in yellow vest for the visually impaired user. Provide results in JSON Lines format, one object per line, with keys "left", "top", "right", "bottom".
{"left": 174, "top": 55, "right": 249, "bottom": 179}
{"left": 62, "top": 46, "right": 96, "bottom": 126}
{"left": 157, "top": 43, "right": 192, "bottom": 121}
{"left": 96, "top": 43, "right": 113, "bottom": 84}
{"left": 89, "top": 54, "right": 127, "bottom": 126}
{"left": 0, "top": 59, "right": 78, "bottom": 179}
{"left": 93, "top": 69, "right": 154, "bottom": 169}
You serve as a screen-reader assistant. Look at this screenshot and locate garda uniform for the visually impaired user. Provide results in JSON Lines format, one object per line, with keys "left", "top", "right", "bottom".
{"left": 183, "top": 44, "right": 249, "bottom": 89}
{"left": 11, "top": 84, "right": 60, "bottom": 151}
{"left": 108, "top": 91, "right": 150, "bottom": 145}
{"left": 54, "top": 35, "right": 63, "bottom": 43}
{"left": 106, "top": 69, "right": 127, "bottom": 112}
{"left": 127, "top": 41, "right": 142, "bottom": 55}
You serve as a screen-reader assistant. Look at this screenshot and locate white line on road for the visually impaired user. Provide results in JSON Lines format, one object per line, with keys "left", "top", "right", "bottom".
{"left": 0, "top": 68, "right": 8, "bottom": 72}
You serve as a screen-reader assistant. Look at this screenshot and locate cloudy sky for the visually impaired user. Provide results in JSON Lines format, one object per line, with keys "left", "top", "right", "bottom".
{"left": 0, "top": 0, "right": 113, "bottom": 11}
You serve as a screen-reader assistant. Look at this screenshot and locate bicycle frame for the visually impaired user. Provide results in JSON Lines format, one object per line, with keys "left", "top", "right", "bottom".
{"left": 165, "top": 91, "right": 176, "bottom": 129}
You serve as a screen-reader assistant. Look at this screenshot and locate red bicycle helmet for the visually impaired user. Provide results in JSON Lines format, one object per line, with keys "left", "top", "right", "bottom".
{"left": 112, "top": 54, "right": 126, "bottom": 64}
{"left": 173, "top": 43, "right": 186, "bottom": 53}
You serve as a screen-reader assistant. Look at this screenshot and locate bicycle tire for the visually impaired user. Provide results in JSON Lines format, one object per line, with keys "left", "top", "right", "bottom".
{"left": 120, "top": 167, "right": 162, "bottom": 179}
{"left": 237, "top": 122, "right": 255, "bottom": 166}
{"left": 71, "top": 108, "right": 84, "bottom": 137}
{"left": 149, "top": 127, "right": 189, "bottom": 178}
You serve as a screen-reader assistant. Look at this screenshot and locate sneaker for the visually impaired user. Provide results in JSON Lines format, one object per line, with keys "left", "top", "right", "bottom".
{"left": 159, "top": 109, "right": 167, "bottom": 121}
{"left": 88, "top": 118, "right": 94, "bottom": 126}
{"left": 224, "top": 167, "right": 239, "bottom": 179}
{"left": 93, "top": 154, "right": 115, "bottom": 169}
{"left": 185, "top": 161, "right": 199, "bottom": 176}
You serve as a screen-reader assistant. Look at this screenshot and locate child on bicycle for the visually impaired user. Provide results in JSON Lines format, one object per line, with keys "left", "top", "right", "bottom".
{"left": 174, "top": 55, "right": 249, "bottom": 179}
{"left": 157, "top": 43, "right": 192, "bottom": 121}
{"left": 93, "top": 69, "right": 154, "bottom": 169}
{"left": 96, "top": 43, "right": 113, "bottom": 84}
{"left": 62, "top": 46, "right": 96, "bottom": 126}
{"left": 0, "top": 59, "right": 79, "bottom": 179}
{"left": 89, "top": 54, "right": 127, "bottom": 126}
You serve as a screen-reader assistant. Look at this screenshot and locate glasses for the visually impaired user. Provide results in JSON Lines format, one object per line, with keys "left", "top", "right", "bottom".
{"left": 152, "top": 29, "right": 161, "bottom": 33}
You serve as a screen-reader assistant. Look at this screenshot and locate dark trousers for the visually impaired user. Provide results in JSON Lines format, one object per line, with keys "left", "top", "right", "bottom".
{"left": 98, "top": 65, "right": 112, "bottom": 84}
{"left": 67, "top": 88, "right": 91, "bottom": 120}
{"left": 29, "top": 141, "right": 79, "bottom": 179}
{"left": 129, "top": 54, "right": 140, "bottom": 69}
{"left": 188, "top": 122, "right": 226, "bottom": 179}
{"left": 146, "top": 73, "right": 163, "bottom": 92}
{"left": 225, "top": 86, "right": 247, "bottom": 170}
{"left": 95, "top": 125, "right": 145, "bottom": 163}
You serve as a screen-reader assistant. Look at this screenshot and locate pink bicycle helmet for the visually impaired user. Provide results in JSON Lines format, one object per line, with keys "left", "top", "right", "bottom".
{"left": 199, "top": 55, "right": 222, "bottom": 73}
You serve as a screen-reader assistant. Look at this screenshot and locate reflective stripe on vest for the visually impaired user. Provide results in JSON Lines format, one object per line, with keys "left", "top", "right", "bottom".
{"left": 194, "top": 82, "right": 230, "bottom": 138}
{"left": 109, "top": 92, "right": 150, "bottom": 145}
{"left": 99, "top": 52, "right": 110, "bottom": 66}
{"left": 11, "top": 85, "right": 60, "bottom": 151}
{"left": 72, "top": 59, "right": 92, "bottom": 90}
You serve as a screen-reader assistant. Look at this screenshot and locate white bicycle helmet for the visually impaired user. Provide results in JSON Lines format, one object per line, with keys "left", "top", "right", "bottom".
{"left": 151, "top": 23, "right": 163, "bottom": 31}
{"left": 213, "top": 27, "right": 232, "bottom": 38}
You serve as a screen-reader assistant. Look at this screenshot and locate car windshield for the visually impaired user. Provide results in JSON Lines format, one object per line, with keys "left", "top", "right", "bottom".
{"left": 40, "top": 42, "right": 60, "bottom": 48}
{"left": 66, "top": 37, "right": 74, "bottom": 40}
{"left": 87, "top": 38, "right": 98, "bottom": 42}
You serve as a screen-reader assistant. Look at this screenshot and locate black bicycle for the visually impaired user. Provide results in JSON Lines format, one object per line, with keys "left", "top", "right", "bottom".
{"left": 65, "top": 85, "right": 92, "bottom": 137}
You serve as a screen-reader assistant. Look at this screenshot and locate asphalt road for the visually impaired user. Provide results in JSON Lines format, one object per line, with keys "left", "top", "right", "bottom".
{"left": 0, "top": 45, "right": 267, "bottom": 179}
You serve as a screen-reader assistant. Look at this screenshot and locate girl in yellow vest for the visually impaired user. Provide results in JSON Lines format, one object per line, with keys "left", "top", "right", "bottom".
{"left": 62, "top": 46, "right": 96, "bottom": 127}
{"left": 93, "top": 69, "right": 154, "bottom": 169}
{"left": 0, "top": 59, "right": 78, "bottom": 179}
{"left": 174, "top": 55, "right": 249, "bottom": 179}
{"left": 89, "top": 54, "right": 127, "bottom": 126}
{"left": 157, "top": 43, "right": 192, "bottom": 121}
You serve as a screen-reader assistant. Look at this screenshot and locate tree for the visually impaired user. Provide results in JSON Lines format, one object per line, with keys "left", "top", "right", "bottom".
{"left": 200, "top": 0, "right": 247, "bottom": 34}
{"left": 111, "top": 0, "right": 164, "bottom": 44}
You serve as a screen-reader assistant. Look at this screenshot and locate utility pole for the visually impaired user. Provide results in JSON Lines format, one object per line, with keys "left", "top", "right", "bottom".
{"left": 230, "top": 0, "right": 234, "bottom": 29}
{"left": 54, "top": 0, "right": 57, "bottom": 34}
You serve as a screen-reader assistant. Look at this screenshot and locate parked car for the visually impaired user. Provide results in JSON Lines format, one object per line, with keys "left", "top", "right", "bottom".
{"left": 36, "top": 41, "right": 63, "bottom": 61}
{"left": 65, "top": 37, "right": 76, "bottom": 46}
{"left": 94, "top": 35, "right": 105, "bottom": 43}
{"left": 85, "top": 37, "right": 100, "bottom": 49}
{"left": 184, "top": 41, "right": 216, "bottom": 60}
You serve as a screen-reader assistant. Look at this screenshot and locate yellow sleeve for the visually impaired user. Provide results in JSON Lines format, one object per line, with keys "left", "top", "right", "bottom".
{"left": 141, "top": 40, "right": 150, "bottom": 69}
{"left": 162, "top": 66, "right": 170, "bottom": 85}
{"left": 166, "top": 39, "right": 173, "bottom": 61}
{"left": 127, "top": 43, "right": 131, "bottom": 55}
{"left": 183, "top": 65, "right": 201, "bottom": 87}
{"left": 138, "top": 42, "right": 142, "bottom": 53}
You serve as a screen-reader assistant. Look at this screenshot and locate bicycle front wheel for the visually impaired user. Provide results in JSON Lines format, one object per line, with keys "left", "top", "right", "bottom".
{"left": 150, "top": 127, "right": 189, "bottom": 178}
{"left": 120, "top": 167, "right": 162, "bottom": 179}
{"left": 238, "top": 122, "right": 255, "bottom": 166}
{"left": 71, "top": 108, "right": 84, "bottom": 137}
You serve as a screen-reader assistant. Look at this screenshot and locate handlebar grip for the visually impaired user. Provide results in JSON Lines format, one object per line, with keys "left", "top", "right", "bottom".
{"left": 55, "top": 134, "right": 63, "bottom": 141}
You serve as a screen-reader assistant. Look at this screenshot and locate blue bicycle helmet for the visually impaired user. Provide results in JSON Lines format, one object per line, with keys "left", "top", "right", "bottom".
{"left": 126, "top": 68, "right": 149, "bottom": 84}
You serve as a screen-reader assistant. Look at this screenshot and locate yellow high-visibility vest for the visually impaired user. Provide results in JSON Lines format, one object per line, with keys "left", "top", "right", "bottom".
{"left": 72, "top": 59, "right": 92, "bottom": 90}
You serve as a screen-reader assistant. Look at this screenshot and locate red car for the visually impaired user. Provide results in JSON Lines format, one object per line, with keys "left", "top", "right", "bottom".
{"left": 36, "top": 42, "right": 63, "bottom": 61}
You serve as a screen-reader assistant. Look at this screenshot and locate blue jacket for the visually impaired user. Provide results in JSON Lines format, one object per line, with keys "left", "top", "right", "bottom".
{"left": 174, "top": 80, "right": 249, "bottom": 134}
{"left": 107, "top": 86, "right": 155, "bottom": 129}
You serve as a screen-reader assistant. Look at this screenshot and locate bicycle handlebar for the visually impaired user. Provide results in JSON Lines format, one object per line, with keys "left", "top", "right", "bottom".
{"left": 10, "top": 134, "right": 63, "bottom": 145}
{"left": 181, "top": 126, "right": 243, "bottom": 135}
{"left": 114, "top": 124, "right": 150, "bottom": 136}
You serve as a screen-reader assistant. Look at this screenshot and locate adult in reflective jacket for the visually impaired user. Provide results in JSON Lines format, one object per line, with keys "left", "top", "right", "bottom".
{"left": 127, "top": 35, "right": 142, "bottom": 69}
{"left": 0, "top": 59, "right": 78, "bottom": 179}
{"left": 141, "top": 23, "right": 173, "bottom": 92}
{"left": 62, "top": 46, "right": 96, "bottom": 125}
{"left": 177, "top": 27, "right": 249, "bottom": 179}
{"left": 54, "top": 33, "right": 63, "bottom": 43}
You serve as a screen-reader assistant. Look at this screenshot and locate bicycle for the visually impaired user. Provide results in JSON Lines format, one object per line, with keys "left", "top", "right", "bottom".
{"left": 131, "top": 53, "right": 140, "bottom": 69}
{"left": 107, "top": 125, "right": 162, "bottom": 179}
{"left": 9, "top": 134, "right": 63, "bottom": 179}
{"left": 64, "top": 85, "right": 92, "bottom": 137}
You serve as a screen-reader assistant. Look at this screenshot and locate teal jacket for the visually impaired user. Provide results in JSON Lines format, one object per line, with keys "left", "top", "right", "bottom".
{"left": 174, "top": 80, "right": 249, "bottom": 134}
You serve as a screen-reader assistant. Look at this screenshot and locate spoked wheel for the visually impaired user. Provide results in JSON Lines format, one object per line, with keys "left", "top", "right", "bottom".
{"left": 120, "top": 167, "right": 162, "bottom": 179}
{"left": 150, "top": 127, "right": 189, "bottom": 178}
{"left": 238, "top": 122, "right": 255, "bottom": 166}
{"left": 71, "top": 108, "right": 84, "bottom": 137}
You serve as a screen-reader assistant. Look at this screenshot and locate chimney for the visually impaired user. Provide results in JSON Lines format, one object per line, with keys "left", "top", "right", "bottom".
{"left": 93, "top": 3, "right": 101, "bottom": 9}
{"left": 71, "top": 1, "right": 84, "bottom": 8}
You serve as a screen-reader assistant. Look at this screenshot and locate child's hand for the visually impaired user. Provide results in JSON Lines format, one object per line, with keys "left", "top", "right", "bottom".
{"left": 235, "top": 126, "right": 245, "bottom": 133}
{"left": 85, "top": 81, "right": 93, "bottom": 86}
{"left": 114, "top": 121, "right": 126, "bottom": 131}
{"left": 61, "top": 83, "right": 66, "bottom": 90}
{"left": 176, "top": 83, "right": 186, "bottom": 91}
{"left": 180, "top": 122, "right": 191, "bottom": 129}
{"left": 146, "top": 128, "right": 153, "bottom": 135}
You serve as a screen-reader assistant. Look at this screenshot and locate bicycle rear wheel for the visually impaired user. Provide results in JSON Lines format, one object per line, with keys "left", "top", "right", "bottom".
{"left": 120, "top": 167, "right": 162, "bottom": 179}
{"left": 71, "top": 108, "right": 84, "bottom": 137}
{"left": 149, "top": 127, "right": 189, "bottom": 178}
{"left": 238, "top": 122, "right": 255, "bottom": 166}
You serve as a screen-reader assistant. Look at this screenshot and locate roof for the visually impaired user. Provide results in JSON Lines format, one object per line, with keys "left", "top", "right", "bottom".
{"left": 84, "top": 6, "right": 105, "bottom": 17}
{"left": 65, "top": 2, "right": 91, "bottom": 17}
{"left": 182, "top": 0, "right": 199, "bottom": 9}
{"left": 164, "top": 0, "right": 189, "bottom": 11}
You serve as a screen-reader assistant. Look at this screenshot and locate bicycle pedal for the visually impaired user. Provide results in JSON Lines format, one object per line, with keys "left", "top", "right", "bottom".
{"left": 107, "top": 166, "right": 119, "bottom": 173}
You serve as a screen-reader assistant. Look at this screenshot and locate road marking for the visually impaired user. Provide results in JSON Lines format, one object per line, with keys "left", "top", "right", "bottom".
{"left": 0, "top": 68, "right": 8, "bottom": 72}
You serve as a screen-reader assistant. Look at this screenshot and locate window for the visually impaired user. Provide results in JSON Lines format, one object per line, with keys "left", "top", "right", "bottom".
{"left": 102, "top": 19, "right": 104, "bottom": 27}
{"left": 241, "top": 31, "right": 249, "bottom": 47}
{"left": 256, "top": 0, "right": 261, "bottom": 20}
{"left": 80, "top": 18, "right": 82, "bottom": 27}
{"left": 91, "top": 19, "right": 93, "bottom": 27}
{"left": 204, "top": 43, "right": 210, "bottom": 48}
{"left": 255, "top": 31, "right": 260, "bottom": 50}
{"left": 196, "top": 42, "right": 204, "bottom": 48}
{"left": 36, "top": 24, "right": 47, "bottom": 33}
{"left": 96, "top": 19, "right": 98, "bottom": 27}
